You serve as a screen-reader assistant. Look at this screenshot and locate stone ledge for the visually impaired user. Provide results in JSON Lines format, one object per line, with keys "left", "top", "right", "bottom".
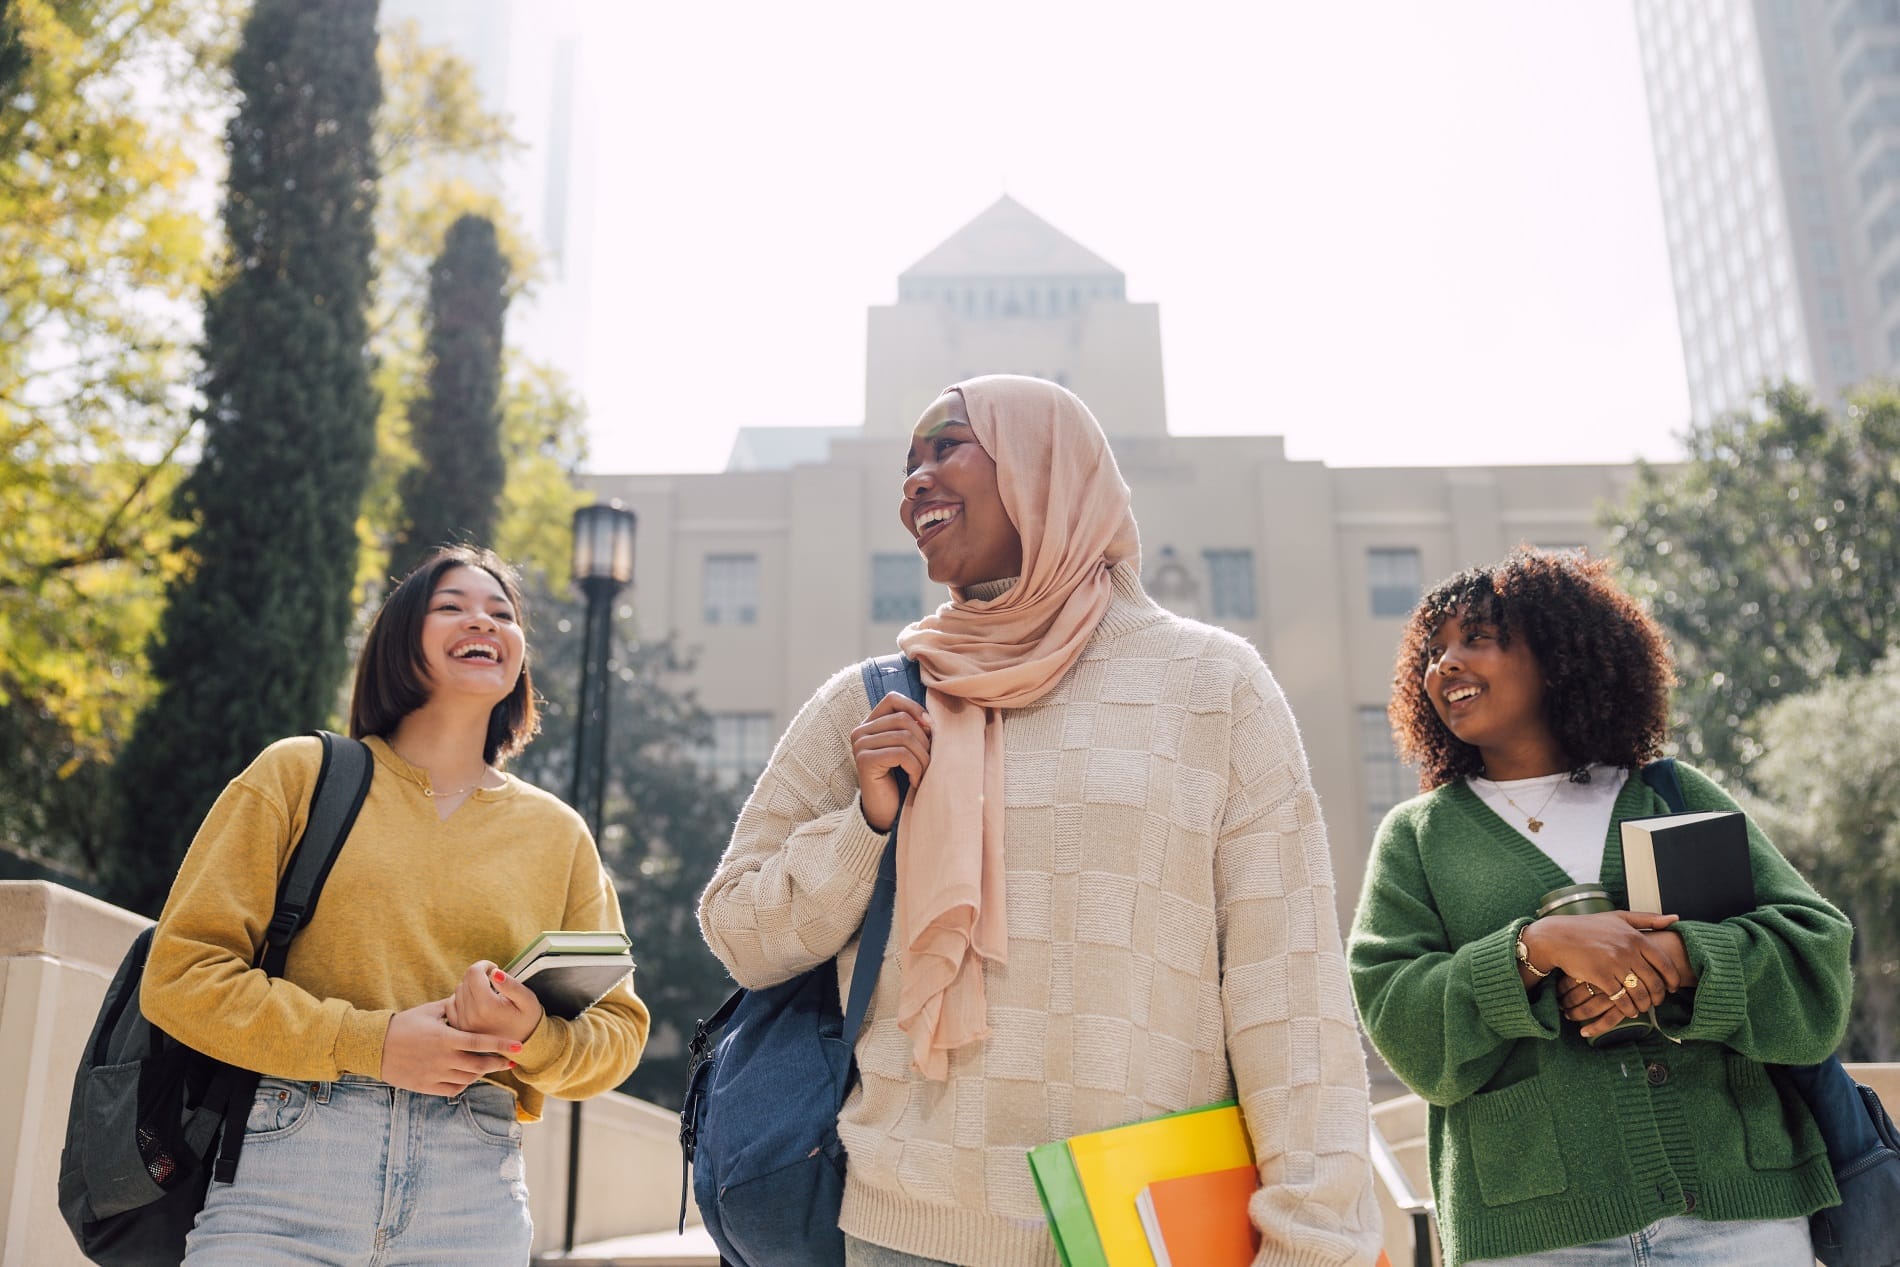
{"left": 0, "top": 880, "right": 148, "bottom": 971}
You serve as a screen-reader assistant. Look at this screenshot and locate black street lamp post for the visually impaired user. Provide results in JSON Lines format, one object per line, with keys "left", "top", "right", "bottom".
{"left": 562, "top": 499, "right": 636, "bottom": 1254}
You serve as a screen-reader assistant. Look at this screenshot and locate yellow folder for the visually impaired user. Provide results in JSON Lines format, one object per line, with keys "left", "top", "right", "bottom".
{"left": 1066, "top": 1102, "right": 1256, "bottom": 1266}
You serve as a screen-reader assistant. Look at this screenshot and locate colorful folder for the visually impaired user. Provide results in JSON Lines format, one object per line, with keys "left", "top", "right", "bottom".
{"left": 1028, "top": 1101, "right": 1257, "bottom": 1267}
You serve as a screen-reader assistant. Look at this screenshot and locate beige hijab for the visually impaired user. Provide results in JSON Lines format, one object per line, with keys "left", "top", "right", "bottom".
{"left": 894, "top": 375, "right": 1140, "bottom": 1079}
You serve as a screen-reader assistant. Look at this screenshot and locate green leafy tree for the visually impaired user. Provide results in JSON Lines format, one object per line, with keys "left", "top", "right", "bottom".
{"left": 392, "top": 214, "right": 509, "bottom": 569}
{"left": 106, "top": 0, "right": 382, "bottom": 914}
{"left": 1604, "top": 383, "right": 1900, "bottom": 783}
{"left": 1747, "top": 653, "right": 1900, "bottom": 1060}
{"left": 511, "top": 591, "right": 743, "bottom": 1105}
{"left": 0, "top": 0, "right": 234, "bottom": 875}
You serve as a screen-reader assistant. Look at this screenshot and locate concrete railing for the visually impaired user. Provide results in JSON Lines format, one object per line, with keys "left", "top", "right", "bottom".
{"left": 0, "top": 880, "right": 694, "bottom": 1266}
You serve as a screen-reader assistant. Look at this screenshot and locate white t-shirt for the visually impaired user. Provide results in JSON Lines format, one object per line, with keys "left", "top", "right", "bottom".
{"left": 1468, "top": 764, "right": 1629, "bottom": 884}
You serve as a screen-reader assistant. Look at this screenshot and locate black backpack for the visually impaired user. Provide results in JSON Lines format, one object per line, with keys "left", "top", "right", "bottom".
{"left": 57, "top": 731, "right": 373, "bottom": 1266}
{"left": 678, "top": 653, "right": 921, "bottom": 1267}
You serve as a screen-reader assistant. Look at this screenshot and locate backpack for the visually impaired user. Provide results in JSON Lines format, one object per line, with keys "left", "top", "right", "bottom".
{"left": 1641, "top": 759, "right": 1900, "bottom": 1267}
{"left": 58, "top": 731, "right": 374, "bottom": 1266}
{"left": 678, "top": 653, "right": 922, "bottom": 1267}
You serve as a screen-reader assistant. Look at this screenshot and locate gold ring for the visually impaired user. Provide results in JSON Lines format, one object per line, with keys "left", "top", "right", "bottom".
{"left": 1622, "top": 972, "right": 1642, "bottom": 992}
{"left": 1607, "top": 987, "right": 1629, "bottom": 1002}
{"left": 1584, "top": 982, "right": 1598, "bottom": 996}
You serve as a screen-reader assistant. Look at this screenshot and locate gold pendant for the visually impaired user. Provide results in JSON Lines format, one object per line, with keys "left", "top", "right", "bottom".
{"left": 1527, "top": 817, "right": 1543, "bottom": 833}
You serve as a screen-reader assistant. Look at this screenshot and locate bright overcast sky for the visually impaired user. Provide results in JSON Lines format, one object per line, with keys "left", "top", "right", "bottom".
{"left": 571, "top": 1, "right": 1688, "bottom": 475}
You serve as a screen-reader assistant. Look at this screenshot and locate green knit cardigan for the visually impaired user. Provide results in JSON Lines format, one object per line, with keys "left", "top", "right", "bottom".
{"left": 1347, "top": 762, "right": 1851, "bottom": 1265}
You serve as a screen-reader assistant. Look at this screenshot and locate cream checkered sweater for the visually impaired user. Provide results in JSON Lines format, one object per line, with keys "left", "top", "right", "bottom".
{"left": 699, "top": 565, "right": 1381, "bottom": 1266}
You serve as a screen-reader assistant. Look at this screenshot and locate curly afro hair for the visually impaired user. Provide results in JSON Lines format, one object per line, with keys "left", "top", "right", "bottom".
{"left": 1389, "top": 549, "right": 1675, "bottom": 792}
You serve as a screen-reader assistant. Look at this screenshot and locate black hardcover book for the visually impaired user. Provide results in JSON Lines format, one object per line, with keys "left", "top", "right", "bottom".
{"left": 1620, "top": 810, "right": 1756, "bottom": 923}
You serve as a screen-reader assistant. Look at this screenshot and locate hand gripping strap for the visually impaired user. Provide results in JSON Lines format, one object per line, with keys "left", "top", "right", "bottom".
{"left": 846, "top": 654, "right": 925, "bottom": 1048}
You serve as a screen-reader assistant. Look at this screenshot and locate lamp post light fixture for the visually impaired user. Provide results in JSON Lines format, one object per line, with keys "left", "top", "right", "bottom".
{"left": 568, "top": 500, "right": 637, "bottom": 840}
{"left": 562, "top": 498, "right": 636, "bottom": 1254}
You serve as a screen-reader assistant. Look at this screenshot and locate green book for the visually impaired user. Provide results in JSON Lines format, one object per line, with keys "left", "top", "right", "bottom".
{"left": 503, "top": 929, "right": 631, "bottom": 970}
{"left": 1027, "top": 1138, "right": 1108, "bottom": 1267}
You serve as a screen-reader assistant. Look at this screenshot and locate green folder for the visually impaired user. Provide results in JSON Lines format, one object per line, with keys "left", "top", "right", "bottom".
{"left": 1027, "top": 1138, "right": 1108, "bottom": 1267}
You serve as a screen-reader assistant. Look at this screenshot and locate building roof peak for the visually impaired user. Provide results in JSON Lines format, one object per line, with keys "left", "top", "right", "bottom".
{"left": 900, "top": 195, "right": 1122, "bottom": 281}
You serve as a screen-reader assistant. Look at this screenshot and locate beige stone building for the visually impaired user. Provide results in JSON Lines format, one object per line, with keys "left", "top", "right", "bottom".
{"left": 589, "top": 196, "right": 1645, "bottom": 926}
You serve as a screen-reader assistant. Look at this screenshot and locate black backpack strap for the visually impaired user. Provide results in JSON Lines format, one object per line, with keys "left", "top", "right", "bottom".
{"left": 212, "top": 731, "right": 373, "bottom": 1183}
{"left": 261, "top": 731, "right": 374, "bottom": 976}
{"left": 1640, "top": 758, "right": 1687, "bottom": 814}
{"left": 844, "top": 655, "right": 925, "bottom": 1047}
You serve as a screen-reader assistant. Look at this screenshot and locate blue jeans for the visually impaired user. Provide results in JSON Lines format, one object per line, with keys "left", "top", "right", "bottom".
{"left": 844, "top": 1233, "right": 956, "bottom": 1266}
{"left": 184, "top": 1074, "right": 533, "bottom": 1265}
{"left": 1471, "top": 1214, "right": 1812, "bottom": 1266}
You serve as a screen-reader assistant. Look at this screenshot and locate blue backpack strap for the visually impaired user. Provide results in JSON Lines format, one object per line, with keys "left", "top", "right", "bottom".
{"left": 676, "top": 656, "right": 926, "bottom": 1234}
{"left": 845, "top": 654, "right": 924, "bottom": 1046}
{"left": 1639, "top": 758, "right": 1687, "bottom": 814}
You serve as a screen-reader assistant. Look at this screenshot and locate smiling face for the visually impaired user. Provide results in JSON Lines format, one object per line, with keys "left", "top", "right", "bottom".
{"left": 420, "top": 565, "right": 526, "bottom": 706}
{"left": 900, "top": 390, "right": 1024, "bottom": 588}
{"left": 1423, "top": 608, "right": 1564, "bottom": 777}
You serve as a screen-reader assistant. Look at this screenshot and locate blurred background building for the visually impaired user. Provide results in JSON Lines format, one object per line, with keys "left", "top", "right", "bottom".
{"left": 1631, "top": 0, "right": 1900, "bottom": 425}
{"left": 589, "top": 200, "right": 1641, "bottom": 923}
{"left": 381, "top": 0, "right": 597, "bottom": 398}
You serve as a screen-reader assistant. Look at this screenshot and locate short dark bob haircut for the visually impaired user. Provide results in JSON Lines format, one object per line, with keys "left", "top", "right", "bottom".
{"left": 1390, "top": 549, "right": 1675, "bottom": 792}
{"left": 349, "top": 545, "right": 539, "bottom": 765}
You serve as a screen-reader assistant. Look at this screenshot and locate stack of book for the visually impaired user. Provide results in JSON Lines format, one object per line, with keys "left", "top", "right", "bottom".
{"left": 1027, "top": 1101, "right": 1262, "bottom": 1267}
{"left": 502, "top": 930, "right": 633, "bottom": 1020}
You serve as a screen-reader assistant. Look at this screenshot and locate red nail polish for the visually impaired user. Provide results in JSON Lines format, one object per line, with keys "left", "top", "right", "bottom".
{"left": 509, "top": 1042, "right": 522, "bottom": 1053}
{"left": 492, "top": 969, "right": 506, "bottom": 983}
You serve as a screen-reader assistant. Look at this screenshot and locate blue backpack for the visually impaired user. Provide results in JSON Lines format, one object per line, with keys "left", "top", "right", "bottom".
{"left": 1642, "top": 760, "right": 1900, "bottom": 1267}
{"left": 678, "top": 653, "right": 921, "bottom": 1267}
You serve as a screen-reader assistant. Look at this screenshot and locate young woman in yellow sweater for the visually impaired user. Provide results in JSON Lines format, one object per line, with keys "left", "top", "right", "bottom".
{"left": 142, "top": 545, "right": 649, "bottom": 1265}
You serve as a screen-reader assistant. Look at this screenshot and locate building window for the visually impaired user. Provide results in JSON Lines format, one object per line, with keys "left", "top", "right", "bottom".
{"left": 1360, "top": 706, "right": 1414, "bottom": 824}
{"left": 1830, "top": 341, "right": 1858, "bottom": 379}
{"left": 1368, "top": 547, "right": 1423, "bottom": 618}
{"left": 1202, "top": 549, "right": 1258, "bottom": 620}
{"left": 699, "top": 713, "right": 774, "bottom": 786}
{"left": 871, "top": 552, "right": 923, "bottom": 623}
{"left": 703, "top": 554, "right": 759, "bottom": 625}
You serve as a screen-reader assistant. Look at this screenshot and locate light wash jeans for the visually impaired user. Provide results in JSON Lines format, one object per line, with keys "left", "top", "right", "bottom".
{"left": 184, "top": 1074, "right": 533, "bottom": 1266}
{"left": 844, "top": 1233, "right": 957, "bottom": 1266}
{"left": 1471, "top": 1213, "right": 1812, "bottom": 1266}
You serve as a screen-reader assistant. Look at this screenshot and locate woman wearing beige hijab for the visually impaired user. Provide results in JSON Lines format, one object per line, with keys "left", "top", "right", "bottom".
{"left": 700, "top": 376, "right": 1381, "bottom": 1267}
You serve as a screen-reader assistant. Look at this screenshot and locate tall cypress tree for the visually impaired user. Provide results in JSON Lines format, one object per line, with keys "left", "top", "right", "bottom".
{"left": 393, "top": 213, "right": 509, "bottom": 569}
{"left": 107, "top": 0, "right": 381, "bottom": 913}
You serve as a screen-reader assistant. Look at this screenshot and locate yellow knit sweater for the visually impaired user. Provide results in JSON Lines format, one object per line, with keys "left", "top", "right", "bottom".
{"left": 142, "top": 735, "right": 649, "bottom": 1121}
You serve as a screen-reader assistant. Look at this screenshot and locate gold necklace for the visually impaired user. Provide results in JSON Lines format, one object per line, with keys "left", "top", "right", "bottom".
{"left": 1499, "top": 777, "right": 1564, "bottom": 833}
{"left": 389, "top": 743, "right": 490, "bottom": 799}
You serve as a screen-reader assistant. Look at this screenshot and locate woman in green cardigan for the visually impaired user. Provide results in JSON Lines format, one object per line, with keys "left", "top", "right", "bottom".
{"left": 1348, "top": 549, "right": 1851, "bottom": 1266}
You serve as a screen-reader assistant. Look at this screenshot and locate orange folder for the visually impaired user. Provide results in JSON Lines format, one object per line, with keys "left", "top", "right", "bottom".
{"left": 1135, "top": 1164, "right": 1260, "bottom": 1267}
